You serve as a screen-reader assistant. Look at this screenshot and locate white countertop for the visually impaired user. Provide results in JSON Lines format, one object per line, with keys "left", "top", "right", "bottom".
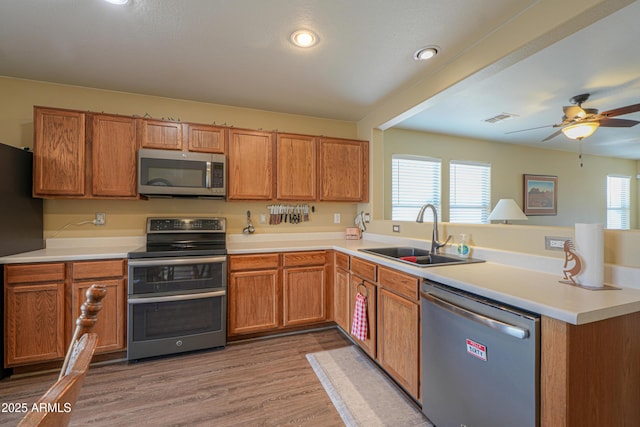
{"left": 3, "top": 233, "right": 640, "bottom": 326}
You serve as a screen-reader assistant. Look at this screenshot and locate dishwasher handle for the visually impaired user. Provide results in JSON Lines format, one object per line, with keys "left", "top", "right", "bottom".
{"left": 421, "top": 291, "right": 530, "bottom": 340}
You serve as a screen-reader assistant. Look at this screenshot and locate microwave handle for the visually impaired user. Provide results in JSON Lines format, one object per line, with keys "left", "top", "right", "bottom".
{"left": 205, "top": 161, "right": 212, "bottom": 188}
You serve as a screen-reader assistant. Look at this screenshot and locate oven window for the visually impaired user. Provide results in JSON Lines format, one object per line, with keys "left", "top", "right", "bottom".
{"left": 131, "top": 297, "right": 222, "bottom": 341}
{"left": 131, "top": 262, "right": 225, "bottom": 294}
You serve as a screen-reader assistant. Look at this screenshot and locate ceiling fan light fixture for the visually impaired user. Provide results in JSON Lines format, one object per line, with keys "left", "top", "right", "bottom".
{"left": 561, "top": 121, "right": 600, "bottom": 140}
{"left": 414, "top": 46, "right": 439, "bottom": 61}
{"left": 563, "top": 105, "right": 586, "bottom": 120}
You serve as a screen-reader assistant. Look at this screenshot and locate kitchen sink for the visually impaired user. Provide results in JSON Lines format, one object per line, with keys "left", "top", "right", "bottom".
{"left": 358, "top": 247, "right": 484, "bottom": 267}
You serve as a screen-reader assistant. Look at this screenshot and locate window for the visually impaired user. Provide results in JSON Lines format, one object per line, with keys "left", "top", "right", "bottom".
{"left": 449, "top": 160, "right": 491, "bottom": 224}
{"left": 606, "top": 175, "right": 630, "bottom": 229}
{"left": 391, "top": 154, "right": 441, "bottom": 221}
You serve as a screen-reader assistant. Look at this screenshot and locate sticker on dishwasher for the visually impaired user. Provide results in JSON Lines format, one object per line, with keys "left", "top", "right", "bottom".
{"left": 466, "top": 338, "right": 487, "bottom": 361}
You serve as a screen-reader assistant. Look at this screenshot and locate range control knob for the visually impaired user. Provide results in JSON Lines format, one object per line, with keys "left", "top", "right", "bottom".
{"left": 176, "top": 340, "right": 183, "bottom": 347}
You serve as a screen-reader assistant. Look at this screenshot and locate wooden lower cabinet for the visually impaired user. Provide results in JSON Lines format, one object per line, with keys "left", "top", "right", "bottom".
{"left": 283, "top": 266, "right": 326, "bottom": 326}
{"left": 334, "top": 265, "right": 351, "bottom": 331}
{"left": 5, "top": 281, "right": 66, "bottom": 366}
{"left": 349, "top": 276, "right": 377, "bottom": 358}
{"left": 378, "top": 288, "right": 420, "bottom": 398}
{"left": 228, "top": 269, "right": 280, "bottom": 335}
{"left": 228, "top": 251, "right": 329, "bottom": 337}
{"left": 70, "top": 259, "right": 126, "bottom": 355}
{"left": 3, "top": 259, "right": 127, "bottom": 368}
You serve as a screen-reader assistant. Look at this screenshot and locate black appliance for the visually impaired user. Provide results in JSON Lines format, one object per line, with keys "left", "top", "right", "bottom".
{"left": 0, "top": 143, "right": 44, "bottom": 379}
{"left": 127, "top": 218, "right": 227, "bottom": 361}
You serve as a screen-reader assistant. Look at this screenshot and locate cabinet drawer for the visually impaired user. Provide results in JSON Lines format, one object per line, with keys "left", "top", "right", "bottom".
{"left": 72, "top": 259, "right": 125, "bottom": 280}
{"left": 5, "top": 263, "right": 66, "bottom": 284}
{"left": 378, "top": 266, "right": 419, "bottom": 301}
{"left": 230, "top": 253, "right": 280, "bottom": 271}
{"left": 283, "top": 251, "right": 326, "bottom": 267}
{"left": 351, "top": 257, "right": 377, "bottom": 282}
{"left": 335, "top": 251, "right": 349, "bottom": 270}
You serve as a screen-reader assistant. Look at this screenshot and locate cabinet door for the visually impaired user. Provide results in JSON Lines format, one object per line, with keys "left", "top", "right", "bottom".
{"left": 5, "top": 283, "right": 66, "bottom": 366}
{"left": 228, "top": 129, "right": 274, "bottom": 200}
{"left": 334, "top": 267, "right": 350, "bottom": 331}
{"left": 283, "top": 266, "right": 326, "bottom": 326}
{"left": 72, "top": 278, "right": 126, "bottom": 354}
{"left": 140, "top": 119, "right": 182, "bottom": 150}
{"left": 228, "top": 269, "right": 280, "bottom": 335}
{"left": 378, "top": 288, "right": 420, "bottom": 399}
{"left": 33, "top": 107, "right": 86, "bottom": 196}
{"left": 276, "top": 133, "right": 316, "bottom": 200}
{"left": 91, "top": 114, "right": 138, "bottom": 197}
{"left": 184, "top": 123, "right": 226, "bottom": 153}
{"left": 318, "top": 138, "right": 369, "bottom": 202}
{"left": 349, "top": 276, "right": 377, "bottom": 358}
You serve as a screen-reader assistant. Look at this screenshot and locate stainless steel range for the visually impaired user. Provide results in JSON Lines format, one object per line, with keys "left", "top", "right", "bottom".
{"left": 127, "top": 217, "right": 227, "bottom": 361}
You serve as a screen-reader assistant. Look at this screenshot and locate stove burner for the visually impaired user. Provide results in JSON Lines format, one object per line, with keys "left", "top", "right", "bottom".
{"left": 128, "top": 217, "right": 227, "bottom": 259}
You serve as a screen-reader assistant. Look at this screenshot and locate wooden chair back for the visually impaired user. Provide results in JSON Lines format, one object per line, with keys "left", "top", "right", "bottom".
{"left": 60, "top": 284, "right": 107, "bottom": 378}
{"left": 18, "top": 284, "right": 107, "bottom": 427}
{"left": 18, "top": 333, "right": 98, "bottom": 427}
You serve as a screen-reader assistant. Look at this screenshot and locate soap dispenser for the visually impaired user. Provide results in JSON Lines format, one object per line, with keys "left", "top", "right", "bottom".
{"left": 457, "top": 234, "right": 470, "bottom": 258}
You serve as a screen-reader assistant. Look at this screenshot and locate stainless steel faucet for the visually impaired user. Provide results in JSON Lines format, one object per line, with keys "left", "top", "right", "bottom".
{"left": 416, "top": 204, "right": 452, "bottom": 254}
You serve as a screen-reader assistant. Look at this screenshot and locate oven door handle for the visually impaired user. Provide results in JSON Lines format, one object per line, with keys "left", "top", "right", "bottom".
{"left": 128, "top": 256, "right": 227, "bottom": 267}
{"left": 128, "top": 290, "right": 226, "bottom": 304}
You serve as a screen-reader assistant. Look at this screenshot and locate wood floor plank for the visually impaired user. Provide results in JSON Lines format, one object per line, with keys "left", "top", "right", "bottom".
{"left": 0, "top": 328, "right": 351, "bottom": 426}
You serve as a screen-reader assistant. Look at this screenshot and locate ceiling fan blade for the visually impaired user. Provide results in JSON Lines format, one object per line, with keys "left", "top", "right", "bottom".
{"left": 601, "top": 103, "right": 640, "bottom": 117}
{"left": 541, "top": 129, "right": 563, "bottom": 142}
{"left": 504, "top": 124, "right": 554, "bottom": 135}
{"left": 598, "top": 118, "right": 640, "bottom": 127}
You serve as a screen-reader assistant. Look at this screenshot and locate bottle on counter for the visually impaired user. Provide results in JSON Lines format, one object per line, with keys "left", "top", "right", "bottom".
{"left": 457, "top": 234, "right": 470, "bottom": 258}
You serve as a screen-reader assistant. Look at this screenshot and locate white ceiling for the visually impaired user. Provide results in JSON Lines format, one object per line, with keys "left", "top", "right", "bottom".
{"left": 0, "top": 0, "right": 638, "bottom": 159}
{"left": 395, "top": 0, "right": 640, "bottom": 159}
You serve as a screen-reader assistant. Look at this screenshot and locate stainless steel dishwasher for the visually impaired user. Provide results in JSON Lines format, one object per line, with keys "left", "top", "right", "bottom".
{"left": 421, "top": 280, "right": 540, "bottom": 427}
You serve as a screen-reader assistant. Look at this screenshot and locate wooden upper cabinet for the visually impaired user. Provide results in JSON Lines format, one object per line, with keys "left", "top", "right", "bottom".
{"left": 184, "top": 123, "right": 226, "bottom": 153}
{"left": 33, "top": 107, "right": 86, "bottom": 197}
{"left": 276, "top": 133, "right": 316, "bottom": 200}
{"left": 140, "top": 118, "right": 182, "bottom": 150}
{"left": 318, "top": 137, "right": 369, "bottom": 202}
{"left": 91, "top": 114, "right": 138, "bottom": 197}
{"left": 228, "top": 129, "right": 274, "bottom": 200}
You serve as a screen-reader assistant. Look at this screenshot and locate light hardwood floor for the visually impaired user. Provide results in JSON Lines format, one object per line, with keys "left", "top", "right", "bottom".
{"left": 0, "top": 328, "right": 352, "bottom": 426}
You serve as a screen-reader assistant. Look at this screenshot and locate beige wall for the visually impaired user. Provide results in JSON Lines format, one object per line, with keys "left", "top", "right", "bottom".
{"left": 382, "top": 128, "right": 638, "bottom": 228}
{"left": 0, "top": 77, "right": 360, "bottom": 237}
{"left": 361, "top": 128, "right": 640, "bottom": 267}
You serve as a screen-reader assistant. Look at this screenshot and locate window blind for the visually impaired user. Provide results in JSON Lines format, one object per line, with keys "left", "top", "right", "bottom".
{"left": 449, "top": 160, "right": 491, "bottom": 224}
{"left": 606, "top": 175, "right": 630, "bottom": 229}
{"left": 391, "top": 154, "right": 441, "bottom": 221}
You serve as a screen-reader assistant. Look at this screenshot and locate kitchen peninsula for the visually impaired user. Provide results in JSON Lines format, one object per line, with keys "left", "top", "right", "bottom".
{"left": 3, "top": 232, "right": 640, "bottom": 427}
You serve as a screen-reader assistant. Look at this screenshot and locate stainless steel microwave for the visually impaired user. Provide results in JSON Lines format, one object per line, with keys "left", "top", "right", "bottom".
{"left": 138, "top": 148, "right": 226, "bottom": 198}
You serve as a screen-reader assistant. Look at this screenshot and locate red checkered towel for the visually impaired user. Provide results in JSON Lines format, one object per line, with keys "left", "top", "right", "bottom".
{"left": 351, "top": 292, "right": 368, "bottom": 340}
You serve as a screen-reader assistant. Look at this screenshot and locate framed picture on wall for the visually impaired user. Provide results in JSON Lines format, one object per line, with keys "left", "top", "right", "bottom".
{"left": 523, "top": 174, "right": 557, "bottom": 215}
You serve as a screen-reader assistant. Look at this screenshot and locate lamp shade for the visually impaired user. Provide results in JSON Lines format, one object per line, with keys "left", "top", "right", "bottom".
{"left": 561, "top": 121, "right": 599, "bottom": 140}
{"left": 488, "top": 199, "right": 528, "bottom": 224}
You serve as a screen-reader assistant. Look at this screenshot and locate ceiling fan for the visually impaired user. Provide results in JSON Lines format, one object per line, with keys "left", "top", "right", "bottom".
{"left": 507, "top": 93, "right": 640, "bottom": 141}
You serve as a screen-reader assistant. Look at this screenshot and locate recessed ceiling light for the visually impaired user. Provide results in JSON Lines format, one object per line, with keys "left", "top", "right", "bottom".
{"left": 290, "top": 30, "right": 319, "bottom": 48}
{"left": 104, "top": 0, "right": 129, "bottom": 5}
{"left": 414, "top": 46, "right": 439, "bottom": 61}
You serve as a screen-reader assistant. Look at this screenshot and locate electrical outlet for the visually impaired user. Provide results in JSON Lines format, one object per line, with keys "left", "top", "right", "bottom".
{"left": 364, "top": 213, "right": 371, "bottom": 223}
{"left": 95, "top": 212, "right": 106, "bottom": 226}
{"left": 333, "top": 213, "right": 341, "bottom": 224}
{"left": 260, "top": 213, "right": 267, "bottom": 224}
{"left": 545, "top": 236, "right": 569, "bottom": 251}
{"left": 393, "top": 224, "right": 400, "bottom": 233}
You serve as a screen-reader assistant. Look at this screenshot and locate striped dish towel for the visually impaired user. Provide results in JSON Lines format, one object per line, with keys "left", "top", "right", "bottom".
{"left": 351, "top": 292, "right": 368, "bottom": 340}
